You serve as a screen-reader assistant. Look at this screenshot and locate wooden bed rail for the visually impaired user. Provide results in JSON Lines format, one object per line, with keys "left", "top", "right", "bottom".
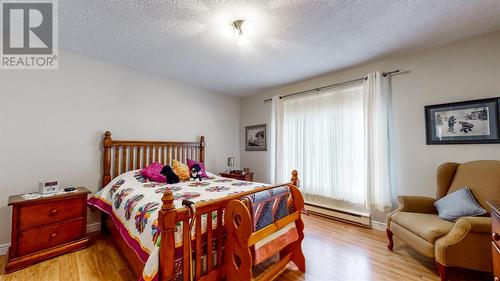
{"left": 158, "top": 170, "right": 302, "bottom": 281}
{"left": 102, "top": 131, "right": 205, "bottom": 187}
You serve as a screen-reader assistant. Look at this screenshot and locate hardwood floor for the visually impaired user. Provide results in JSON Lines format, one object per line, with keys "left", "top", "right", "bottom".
{"left": 0, "top": 214, "right": 489, "bottom": 281}
{"left": 0, "top": 233, "right": 135, "bottom": 281}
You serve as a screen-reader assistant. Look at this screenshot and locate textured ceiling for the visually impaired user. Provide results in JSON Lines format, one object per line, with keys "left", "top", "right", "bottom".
{"left": 60, "top": 1, "right": 500, "bottom": 96}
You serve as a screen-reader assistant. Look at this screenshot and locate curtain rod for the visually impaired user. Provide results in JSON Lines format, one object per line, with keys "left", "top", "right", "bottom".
{"left": 264, "top": 69, "right": 400, "bottom": 103}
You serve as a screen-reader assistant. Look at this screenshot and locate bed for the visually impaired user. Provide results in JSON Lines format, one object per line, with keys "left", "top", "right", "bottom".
{"left": 89, "top": 131, "right": 305, "bottom": 281}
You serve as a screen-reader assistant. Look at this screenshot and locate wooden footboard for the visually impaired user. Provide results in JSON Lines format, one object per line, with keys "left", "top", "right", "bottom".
{"left": 224, "top": 182, "right": 305, "bottom": 281}
{"left": 158, "top": 171, "right": 302, "bottom": 281}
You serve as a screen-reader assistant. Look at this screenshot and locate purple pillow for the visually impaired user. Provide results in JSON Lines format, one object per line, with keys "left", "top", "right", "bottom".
{"left": 141, "top": 162, "right": 166, "bottom": 183}
{"left": 187, "top": 159, "right": 208, "bottom": 178}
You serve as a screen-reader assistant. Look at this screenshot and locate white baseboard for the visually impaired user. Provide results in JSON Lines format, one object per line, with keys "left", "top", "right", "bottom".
{"left": 0, "top": 223, "right": 101, "bottom": 256}
{"left": 305, "top": 203, "right": 371, "bottom": 227}
{"left": 0, "top": 243, "right": 9, "bottom": 255}
{"left": 371, "top": 220, "right": 387, "bottom": 231}
{"left": 86, "top": 222, "right": 101, "bottom": 233}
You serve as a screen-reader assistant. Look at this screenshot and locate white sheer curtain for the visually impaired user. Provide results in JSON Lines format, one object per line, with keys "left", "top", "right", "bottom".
{"left": 270, "top": 95, "right": 285, "bottom": 184}
{"left": 270, "top": 72, "right": 392, "bottom": 211}
{"left": 279, "top": 84, "right": 367, "bottom": 204}
{"left": 365, "top": 72, "right": 392, "bottom": 211}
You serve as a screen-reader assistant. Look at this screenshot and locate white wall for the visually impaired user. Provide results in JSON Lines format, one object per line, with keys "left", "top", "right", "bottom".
{"left": 0, "top": 51, "right": 241, "bottom": 245}
{"left": 240, "top": 30, "right": 500, "bottom": 221}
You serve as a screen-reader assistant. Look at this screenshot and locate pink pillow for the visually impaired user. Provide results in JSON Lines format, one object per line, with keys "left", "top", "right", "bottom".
{"left": 140, "top": 162, "right": 166, "bottom": 183}
{"left": 187, "top": 159, "right": 208, "bottom": 178}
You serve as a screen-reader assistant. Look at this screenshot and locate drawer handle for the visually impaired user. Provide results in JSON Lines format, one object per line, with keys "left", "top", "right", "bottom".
{"left": 493, "top": 232, "right": 500, "bottom": 241}
{"left": 494, "top": 276, "right": 499, "bottom": 281}
{"left": 49, "top": 209, "right": 59, "bottom": 216}
{"left": 50, "top": 233, "right": 57, "bottom": 239}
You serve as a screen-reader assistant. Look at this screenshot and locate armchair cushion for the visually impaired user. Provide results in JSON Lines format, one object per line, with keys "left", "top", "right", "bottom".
{"left": 391, "top": 212, "right": 454, "bottom": 243}
{"left": 434, "top": 187, "right": 487, "bottom": 221}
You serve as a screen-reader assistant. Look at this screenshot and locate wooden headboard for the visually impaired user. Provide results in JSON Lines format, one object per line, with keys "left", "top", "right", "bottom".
{"left": 102, "top": 131, "right": 205, "bottom": 187}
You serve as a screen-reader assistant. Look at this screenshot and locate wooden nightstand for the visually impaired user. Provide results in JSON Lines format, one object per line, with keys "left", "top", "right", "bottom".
{"left": 5, "top": 187, "right": 91, "bottom": 273}
{"left": 219, "top": 172, "right": 254, "bottom": 182}
{"left": 488, "top": 200, "right": 500, "bottom": 281}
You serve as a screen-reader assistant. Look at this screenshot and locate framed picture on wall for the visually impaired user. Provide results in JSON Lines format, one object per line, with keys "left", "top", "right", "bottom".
{"left": 245, "top": 124, "right": 267, "bottom": 151}
{"left": 425, "top": 97, "right": 500, "bottom": 144}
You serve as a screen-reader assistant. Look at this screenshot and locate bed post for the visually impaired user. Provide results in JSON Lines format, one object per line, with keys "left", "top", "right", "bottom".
{"left": 199, "top": 136, "right": 205, "bottom": 163}
{"left": 280, "top": 184, "right": 306, "bottom": 272}
{"left": 103, "top": 131, "right": 112, "bottom": 187}
{"left": 159, "top": 191, "right": 177, "bottom": 281}
{"left": 290, "top": 169, "right": 299, "bottom": 187}
{"left": 224, "top": 200, "right": 253, "bottom": 281}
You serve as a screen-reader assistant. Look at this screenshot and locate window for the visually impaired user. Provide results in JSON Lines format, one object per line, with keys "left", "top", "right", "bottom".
{"left": 271, "top": 72, "right": 392, "bottom": 211}
{"left": 280, "top": 84, "right": 367, "bottom": 204}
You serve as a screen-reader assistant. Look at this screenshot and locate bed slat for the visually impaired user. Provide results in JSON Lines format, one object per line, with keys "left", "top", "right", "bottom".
{"left": 216, "top": 208, "right": 223, "bottom": 277}
{"left": 195, "top": 214, "right": 202, "bottom": 279}
{"left": 114, "top": 147, "right": 119, "bottom": 178}
{"left": 149, "top": 145, "right": 154, "bottom": 165}
{"left": 143, "top": 146, "right": 147, "bottom": 168}
{"left": 155, "top": 146, "right": 160, "bottom": 162}
{"left": 136, "top": 146, "right": 141, "bottom": 169}
{"left": 129, "top": 146, "right": 134, "bottom": 171}
{"left": 206, "top": 212, "right": 213, "bottom": 272}
{"left": 121, "top": 147, "right": 127, "bottom": 173}
{"left": 183, "top": 218, "right": 190, "bottom": 281}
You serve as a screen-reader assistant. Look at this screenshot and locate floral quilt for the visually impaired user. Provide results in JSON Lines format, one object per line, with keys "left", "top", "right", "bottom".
{"left": 87, "top": 170, "right": 266, "bottom": 281}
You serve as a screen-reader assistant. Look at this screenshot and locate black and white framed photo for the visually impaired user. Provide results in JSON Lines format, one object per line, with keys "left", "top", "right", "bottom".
{"left": 425, "top": 97, "right": 500, "bottom": 144}
{"left": 245, "top": 124, "right": 267, "bottom": 151}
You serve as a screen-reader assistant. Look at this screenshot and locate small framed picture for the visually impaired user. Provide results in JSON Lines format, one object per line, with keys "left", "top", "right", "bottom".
{"left": 425, "top": 97, "right": 500, "bottom": 144}
{"left": 245, "top": 124, "right": 267, "bottom": 151}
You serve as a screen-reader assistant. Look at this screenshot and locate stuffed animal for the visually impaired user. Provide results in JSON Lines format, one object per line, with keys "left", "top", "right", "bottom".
{"left": 160, "top": 165, "right": 180, "bottom": 184}
{"left": 190, "top": 164, "right": 203, "bottom": 181}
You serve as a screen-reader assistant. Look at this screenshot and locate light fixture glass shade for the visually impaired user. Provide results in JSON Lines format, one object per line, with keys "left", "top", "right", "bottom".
{"left": 221, "top": 19, "right": 254, "bottom": 47}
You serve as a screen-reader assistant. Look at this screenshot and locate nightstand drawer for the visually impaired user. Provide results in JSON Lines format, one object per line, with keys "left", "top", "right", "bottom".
{"left": 19, "top": 197, "right": 85, "bottom": 229}
{"left": 18, "top": 218, "right": 84, "bottom": 256}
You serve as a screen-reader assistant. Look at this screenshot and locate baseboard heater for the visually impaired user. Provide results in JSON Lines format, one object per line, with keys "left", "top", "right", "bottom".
{"left": 305, "top": 202, "right": 371, "bottom": 228}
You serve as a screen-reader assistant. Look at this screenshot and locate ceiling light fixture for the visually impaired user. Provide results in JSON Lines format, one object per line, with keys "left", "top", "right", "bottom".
{"left": 232, "top": 20, "right": 245, "bottom": 36}
{"left": 231, "top": 19, "right": 254, "bottom": 47}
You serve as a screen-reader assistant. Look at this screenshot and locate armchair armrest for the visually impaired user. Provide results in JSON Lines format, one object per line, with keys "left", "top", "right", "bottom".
{"left": 396, "top": 196, "right": 437, "bottom": 214}
{"left": 436, "top": 216, "right": 491, "bottom": 248}
{"left": 435, "top": 216, "right": 491, "bottom": 265}
{"left": 454, "top": 216, "right": 491, "bottom": 233}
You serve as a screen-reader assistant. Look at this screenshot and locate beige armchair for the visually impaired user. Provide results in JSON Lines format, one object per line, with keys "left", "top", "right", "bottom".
{"left": 386, "top": 160, "right": 500, "bottom": 281}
